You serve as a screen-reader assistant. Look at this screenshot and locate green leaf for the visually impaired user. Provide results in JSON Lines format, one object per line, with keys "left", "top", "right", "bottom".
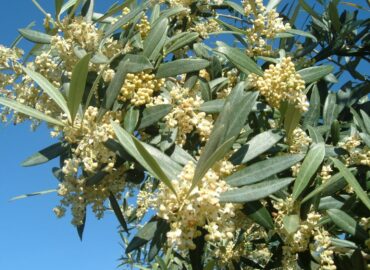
{"left": 215, "top": 45, "right": 263, "bottom": 76}
{"left": 156, "top": 59, "right": 210, "bottom": 78}
{"left": 243, "top": 201, "right": 274, "bottom": 229}
{"left": 323, "top": 92, "right": 338, "bottom": 127}
{"left": 298, "top": 65, "right": 334, "bottom": 83}
{"left": 299, "top": 0, "right": 321, "bottom": 20}
{"left": 283, "top": 214, "right": 300, "bottom": 234}
{"left": 142, "top": 143, "right": 182, "bottom": 180}
{"left": 327, "top": 209, "right": 368, "bottom": 240}
{"left": 18, "top": 28, "right": 52, "bottom": 44}
{"left": 111, "top": 122, "right": 176, "bottom": 194}
{"left": 199, "top": 99, "right": 225, "bottom": 113}
{"left": 169, "top": 145, "right": 196, "bottom": 166}
{"left": 192, "top": 85, "right": 258, "bottom": 189}
{"left": 143, "top": 18, "right": 168, "bottom": 62}
{"left": 108, "top": 192, "right": 129, "bottom": 233}
{"left": 21, "top": 66, "right": 70, "bottom": 120}
{"left": 77, "top": 209, "right": 86, "bottom": 241}
{"left": 68, "top": 53, "right": 91, "bottom": 123}
{"left": 359, "top": 133, "right": 370, "bottom": 148}
{"left": 103, "top": 0, "right": 149, "bottom": 38}
{"left": 328, "top": 1, "right": 341, "bottom": 32}
{"left": 303, "top": 85, "right": 320, "bottom": 127}
{"left": 331, "top": 158, "right": 370, "bottom": 210}
{"left": 85, "top": 171, "right": 108, "bottom": 186}
{"left": 22, "top": 142, "right": 67, "bottom": 167}
{"left": 191, "top": 136, "right": 235, "bottom": 191}
{"left": 164, "top": 32, "right": 199, "bottom": 55}
{"left": 360, "top": 110, "right": 370, "bottom": 134}
{"left": 124, "top": 107, "right": 139, "bottom": 133}
{"left": 302, "top": 171, "right": 347, "bottom": 203}
{"left": 139, "top": 104, "right": 172, "bottom": 129}
{"left": 10, "top": 189, "right": 56, "bottom": 201}
{"left": 225, "top": 1, "right": 245, "bottom": 14}
{"left": 0, "top": 97, "right": 65, "bottom": 126}
{"left": 227, "top": 154, "right": 304, "bottom": 187}
{"left": 330, "top": 120, "right": 340, "bottom": 145}
{"left": 55, "top": 0, "right": 64, "bottom": 17}
{"left": 330, "top": 238, "right": 357, "bottom": 249}
{"left": 126, "top": 218, "right": 163, "bottom": 253}
{"left": 220, "top": 178, "right": 294, "bottom": 203}
{"left": 350, "top": 107, "right": 366, "bottom": 133}
{"left": 307, "top": 125, "right": 324, "bottom": 143}
{"left": 230, "top": 129, "right": 284, "bottom": 165}
{"left": 284, "top": 103, "right": 302, "bottom": 141}
{"left": 292, "top": 143, "right": 326, "bottom": 200}
{"left": 155, "top": 6, "right": 188, "bottom": 23}
{"left": 281, "top": 29, "right": 318, "bottom": 42}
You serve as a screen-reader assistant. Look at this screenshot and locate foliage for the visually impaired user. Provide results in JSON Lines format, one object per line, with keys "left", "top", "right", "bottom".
{"left": 1, "top": 0, "right": 370, "bottom": 269}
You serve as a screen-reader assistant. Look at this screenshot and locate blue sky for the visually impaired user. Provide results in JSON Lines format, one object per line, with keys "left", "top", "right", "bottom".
{"left": 0, "top": 1, "right": 126, "bottom": 270}
{"left": 0, "top": 0, "right": 368, "bottom": 270}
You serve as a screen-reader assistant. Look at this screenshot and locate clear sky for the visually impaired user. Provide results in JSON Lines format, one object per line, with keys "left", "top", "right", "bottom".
{"left": 0, "top": 1, "right": 128, "bottom": 270}
{"left": 0, "top": 1, "right": 368, "bottom": 270}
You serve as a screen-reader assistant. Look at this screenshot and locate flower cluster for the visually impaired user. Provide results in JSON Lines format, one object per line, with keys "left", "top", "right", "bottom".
{"left": 339, "top": 134, "right": 370, "bottom": 166}
{"left": 274, "top": 198, "right": 335, "bottom": 269}
{"left": 118, "top": 72, "right": 165, "bottom": 107}
{"left": 53, "top": 107, "right": 125, "bottom": 225}
{"left": 192, "top": 19, "right": 221, "bottom": 38}
{"left": 249, "top": 57, "right": 308, "bottom": 112}
{"left": 151, "top": 84, "right": 213, "bottom": 145}
{"left": 242, "top": 0, "right": 291, "bottom": 56}
{"left": 153, "top": 161, "right": 239, "bottom": 250}
{"left": 289, "top": 127, "right": 312, "bottom": 153}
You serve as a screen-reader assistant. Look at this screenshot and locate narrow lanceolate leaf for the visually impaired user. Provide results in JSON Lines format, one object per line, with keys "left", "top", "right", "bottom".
{"left": 225, "top": 1, "right": 245, "bottom": 14}
{"left": 327, "top": 209, "right": 368, "bottom": 240}
{"left": 126, "top": 218, "right": 162, "bottom": 253}
{"left": 215, "top": 45, "right": 263, "bottom": 76}
{"left": 143, "top": 18, "right": 168, "bottom": 62}
{"left": 10, "top": 189, "right": 56, "bottom": 201}
{"left": 323, "top": 92, "right": 338, "bottom": 127}
{"left": 133, "top": 139, "right": 176, "bottom": 194}
{"left": 0, "top": 97, "right": 65, "bottom": 126}
{"left": 292, "top": 143, "right": 326, "bottom": 200}
{"left": 220, "top": 178, "right": 294, "bottom": 203}
{"left": 230, "top": 129, "right": 284, "bottom": 165}
{"left": 22, "top": 142, "right": 67, "bottom": 167}
{"left": 68, "top": 53, "right": 91, "bottom": 122}
{"left": 21, "top": 67, "right": 70, "bottom": 119}
{"left": 227, "top": 154, "right": 304, "bottom": 187}
{"left": 156, "top": 59, "right": 210, "bottom": 78}
{"left": 164, "top": 32, "right": 199, "bottom": 55}
{"left": 139, "top": 104, "right": 172, "bottom": 129}
{"left": 199, "top": 99, "right": 225, "bottom": 113}
{"left": 192, "top": 85, "right": 258, "bottom": 189}
{"left": 124, "top": 107, "right": 139, "bottom": 133}
{"left": 302, "top": 171, "right": 348, "bottom": 203}
{"left": 298, "top": 65, "right": 334, "bottom": 83}
{"left": 77, "top": 209, "right": 86, "bottom": 241}
{"left": 360, "top": 110, "right": 370, "bottom": 134}
{"left": 243, "top": 201, "right": 274, "bottom": 229}
{"left": 103, "top": 0, "right": 149, "bottom": 38}
{"left": 190, "top": 136, "right": 235, "bottom": 192}
{"left": 303, "top": 85, "right": 320, "bottom": 127}
{"left": 111, "top": 122, "right": 176, "bottom": 194}
{"left": 307, "top": 126, "right": 324, "bottom": 143}
{"left": 331, "top": 158, "right": 370, "bottom": 210}
{"left": 285, "top": 29, "right": 317, "bottom": 42}
{"left": 108, "top": 192, "right": 129, "bottom": 233}
{"left": 18, "top": 28, "right": 52, "bottom": 44}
